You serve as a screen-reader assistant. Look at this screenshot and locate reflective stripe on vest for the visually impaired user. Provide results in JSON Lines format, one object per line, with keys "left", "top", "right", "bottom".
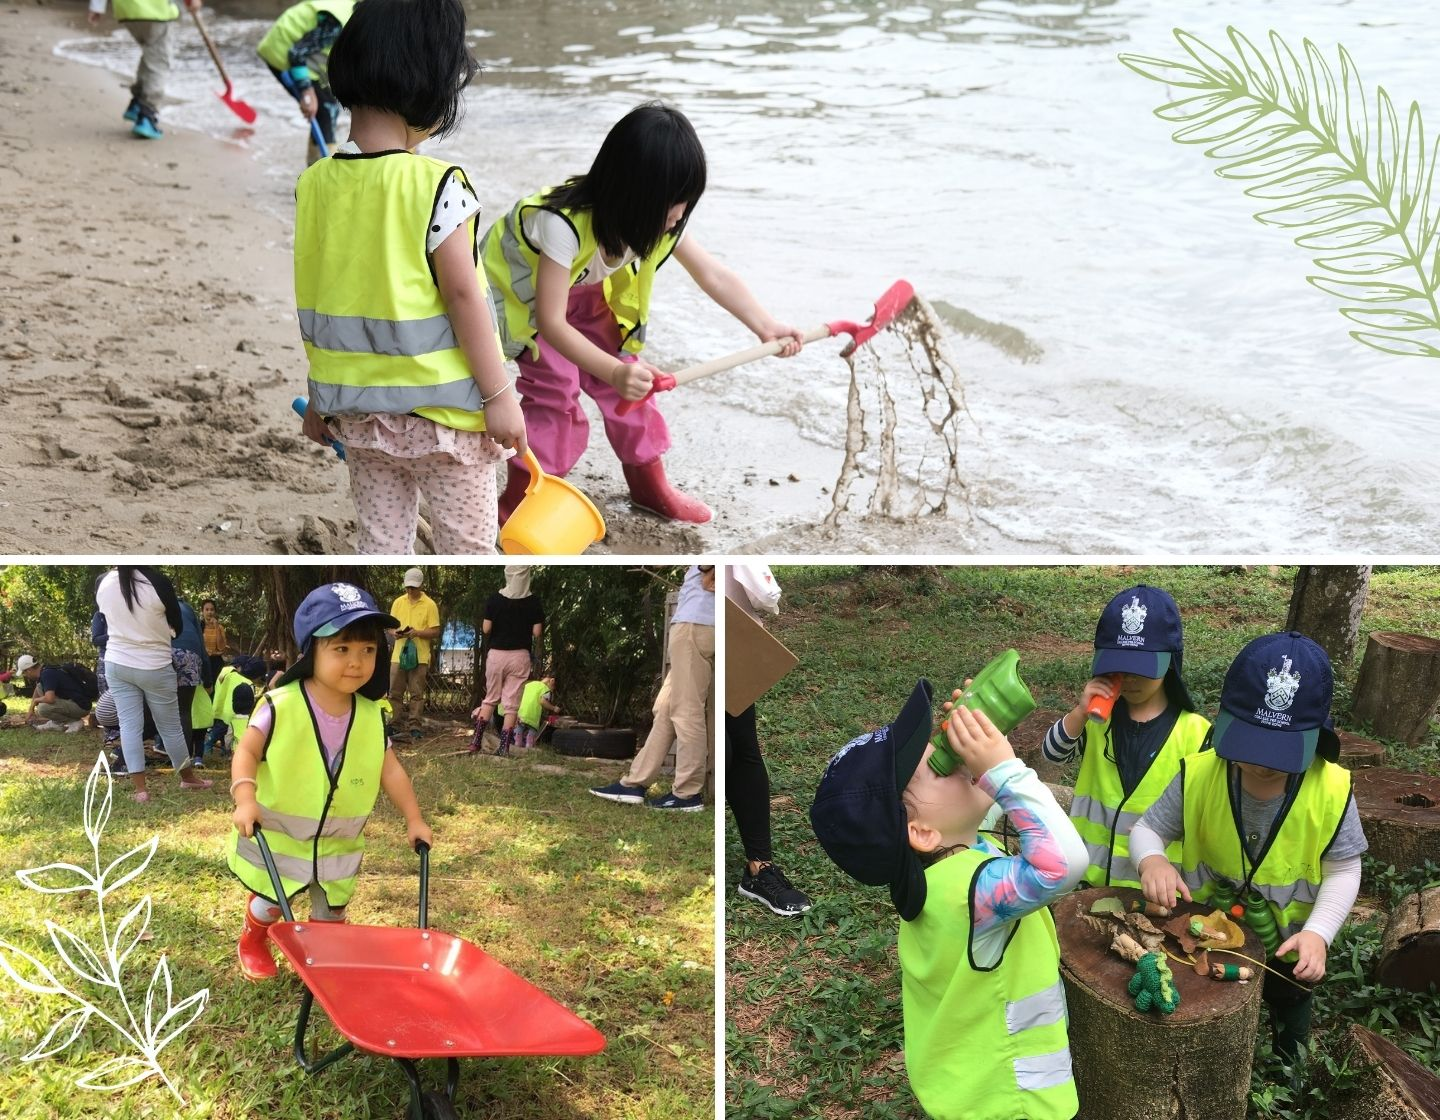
{"left": 295, "top": 153, "right": 491, "bottom": 432}
{"left": 114, "top": 0, "right": 178, "bottom": 21}
{"left": 480, "top": 190, "right": 678, "bottom": 360}
{"left": 225, "top": 681, "right": 384, "bottom": 908}
{"left": 1179, "top": 750, "right": 1351, "bottom": 941}
{"left": 898, "top": 849, "right": 1077, "bottom": 1120}
{"left": 256, "top": 0, "right": 355, "bottom": 71}
{"left": 1070, "top": 709, "right": 1210, "bottom": 888}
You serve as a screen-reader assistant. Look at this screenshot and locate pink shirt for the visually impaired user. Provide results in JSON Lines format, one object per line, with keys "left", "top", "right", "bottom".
{"left": 251, "top": 683, "right": 359, "bottom": 774}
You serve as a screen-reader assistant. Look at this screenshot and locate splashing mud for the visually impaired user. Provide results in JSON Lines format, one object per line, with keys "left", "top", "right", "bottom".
{"left": 827, "top": 293, "right": 970, "bottom": 525}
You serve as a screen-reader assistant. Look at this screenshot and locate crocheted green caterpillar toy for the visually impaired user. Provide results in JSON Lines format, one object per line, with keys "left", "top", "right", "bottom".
{"left": 1128, "top": 951, "right": 1181, "bottom": 1014}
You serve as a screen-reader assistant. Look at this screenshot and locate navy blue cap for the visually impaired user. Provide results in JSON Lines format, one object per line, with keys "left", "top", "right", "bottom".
{"left": 290, "top": 582, "right": 399, "bottom": 651}
{"left": 1213, "top": 631, "right": 1338, "bottom": 773}
{"left": 810, "top": 679, "right": 934, "bottom": 921}
{"left": 1092, "top": 585, "right": 1183, "bottom": 679}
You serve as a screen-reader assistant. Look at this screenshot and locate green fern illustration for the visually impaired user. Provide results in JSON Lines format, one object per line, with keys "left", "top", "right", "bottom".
{"left": 1120, "top": 28, "right": 1440, "bottom": 359}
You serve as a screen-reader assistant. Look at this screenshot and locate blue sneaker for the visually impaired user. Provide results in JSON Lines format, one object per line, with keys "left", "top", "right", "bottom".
{"left": 588, "top": 780, "right": 645, "bottom": 805}
{"left": 122, "top": 99, "right": 140, "bottom": 122}
{"left": 132, "top": 113, "right": 162, "bottom": 140}
{"left": 647, "top": 792, "right": 704, "bottom": 812}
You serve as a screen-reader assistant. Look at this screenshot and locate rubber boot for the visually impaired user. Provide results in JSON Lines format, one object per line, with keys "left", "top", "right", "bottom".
{"left": 468, "top": 720, "right": 485, "bottom": 753}
{"left": 496, "top": 725, "right": 515, "bottom": 757}
{"left": 497, "top": 460, "right": 530, "bottom": 524}
{"left": 237, "top": 900, "right": 278, "bottom": 981}
{"left": 621, "top": 458, "right": 712, "bottom": 524}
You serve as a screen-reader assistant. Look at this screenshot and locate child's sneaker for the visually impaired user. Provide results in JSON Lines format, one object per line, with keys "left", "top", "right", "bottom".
{"left": 132, "top": 112, "right": 163, "bottom": 140}
{"left": 64, "top": 720, "right": 87, "bottom": 734}
{"left": 588, "top": 780, "right": 646, "bottom": 805}
{"left": 34, "top": 720, "right": 63, "bottom": 732}
{"left": 122, "top": 98, "right": 140, "bottom": 122}
{"left": 647, "top": 791, "right": 704, "bottom": 812}
{"left": 738, "top": 863, "right": 813, "bottom": 917}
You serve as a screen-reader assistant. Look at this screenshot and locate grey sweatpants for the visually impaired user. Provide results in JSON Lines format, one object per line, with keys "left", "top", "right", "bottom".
{"left": 124, "top": 20, "right": 173, "bottom": 115}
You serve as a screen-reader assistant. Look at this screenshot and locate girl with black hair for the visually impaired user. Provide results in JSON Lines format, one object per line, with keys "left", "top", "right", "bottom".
{"left": 227, "top": 581, "right": 431, "bottom": 981}
{"left": 483, "top": 101, "right": 805, "bottom": 525}
{"left": 95, "top": 566, "right": 214, "bottom": 803}
{"left": 295, "top": 0, "right": 525, "bottom": 554}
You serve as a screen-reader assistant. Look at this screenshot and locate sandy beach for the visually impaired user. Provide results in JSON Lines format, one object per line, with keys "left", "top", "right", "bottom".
{"left": 0, "top": 0, "right": 788, "bottom": 556}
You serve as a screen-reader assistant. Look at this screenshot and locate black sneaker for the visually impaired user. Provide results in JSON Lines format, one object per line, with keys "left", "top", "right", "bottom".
{"left": 738, "top": 863, "right": 813, "bottom": 917}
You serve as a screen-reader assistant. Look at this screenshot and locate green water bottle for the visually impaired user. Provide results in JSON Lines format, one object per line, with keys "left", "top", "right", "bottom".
{"left": 928, "top": 649, "right": 1037, "bottom": 776}
{"left": 1240, "top": 891, "right": 1281, "bottom": 956}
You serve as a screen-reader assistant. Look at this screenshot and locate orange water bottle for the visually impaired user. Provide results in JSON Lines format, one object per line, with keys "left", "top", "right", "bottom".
{"left": 1086, "top": 674, "right": 1122, "bottom": 723}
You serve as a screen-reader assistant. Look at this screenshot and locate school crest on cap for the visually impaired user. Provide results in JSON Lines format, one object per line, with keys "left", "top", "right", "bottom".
{"left": 1264, "top": 656, "right": 1301, "bottom": 713}
{"left": 333, "top": 582, "right": 364, "bottom": 609}
{"left": 1120, "top": 596, "right": 1147, "bottom": 636}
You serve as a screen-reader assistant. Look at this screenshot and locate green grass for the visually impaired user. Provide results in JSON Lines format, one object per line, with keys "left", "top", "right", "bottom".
{"left": 725, "top": 565, "right": 1440, "bottom": 1119}
{"left": 0, "top": 726, "right": 713, "bottom": 1119}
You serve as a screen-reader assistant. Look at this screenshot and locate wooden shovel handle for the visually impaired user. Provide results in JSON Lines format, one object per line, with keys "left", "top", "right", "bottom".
{"left": 190, "top": 8, "right": 232, "bottom": 87}
{"left": 669, "top": 323, "right": 834, "bottom": 387}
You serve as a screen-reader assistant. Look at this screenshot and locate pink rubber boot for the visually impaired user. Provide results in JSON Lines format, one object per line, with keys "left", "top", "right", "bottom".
{"left": 622, "top": 459, "right": 712, "bottom": 524}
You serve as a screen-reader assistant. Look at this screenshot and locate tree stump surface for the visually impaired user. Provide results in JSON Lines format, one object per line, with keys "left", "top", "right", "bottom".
{"left": 1338, "top": 728, "right": 1387, "bottom": 769}
{"left": 1353, "top": 631, "right": 1440, "bottom": 745}
{"left": 1055, "top": 887, "right": 1266, "bottom": 1120}
{"left": 1330, "top": 1024, "right": 1440, "bottom": 1120}
{"left": 1376, "top": 885, "right": 1440, "bottom": 993}
{"left": 1354, "top": 769, "right": 1440, "bottom": 875}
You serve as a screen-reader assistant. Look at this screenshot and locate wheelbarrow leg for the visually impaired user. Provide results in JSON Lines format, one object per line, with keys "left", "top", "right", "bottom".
{"left": 294, "top": 988, "right": 355, "bottom": 1075}
{"left": 396, "top": 1059, "right": 425, "bottom": 1120}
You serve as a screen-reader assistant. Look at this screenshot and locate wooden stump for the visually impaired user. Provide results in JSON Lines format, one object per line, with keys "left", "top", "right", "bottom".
{"left": 1329, "top": 1025, "right": 1440, "bottom": 1119}
{"left": 1055, "top": 887, "right": 1265, "bottom": 1120}
{"left": 1376, "top": 886, "right": 1440, "bottom": 992}
{"left": 1353, "top": 632, "right": 1440, "bottom": 745}
{"left": 1354, "top": 769, "right": 1440, "bottom": 875}
{"left": 1338, "top": 728, "right": 1387, "bottom": 769}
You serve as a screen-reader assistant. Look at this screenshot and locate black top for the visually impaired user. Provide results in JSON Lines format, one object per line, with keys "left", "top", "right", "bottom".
{"left": 39, "top": 666, "right": 91, "bottom": 710}
{"left": 484, "top": 593, "right": 545, "bottom": 651}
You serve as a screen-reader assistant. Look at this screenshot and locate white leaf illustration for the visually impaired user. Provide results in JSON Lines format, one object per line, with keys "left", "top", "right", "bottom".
{"left": 151, "top": 988, "right": 209, "bottom": 1053}
{"left": 82, "top": 753, "right": 112, "bottom": 848}
{"left": 144, "top": 956, "right": 172, "bottom": 1042}
{"left": 15, "top": 862, "right": 97, "bottom": 895}
{"left": 0, "top": 939, "right": 65, "bottom": 995}
{"left": 111, "top": 896, "right": 152, "bottom": 968}
{"left": 46, "top": 921, "right": 113, "bottom": 988}
{"left": 75, "top": 1055, "right": 154, "bottom": 1092}
{"left": 100, "top": 837, "right": 157, "bottom": 897}
{"left": 22, "top": 1005, "right": 93, "bottom": 1062}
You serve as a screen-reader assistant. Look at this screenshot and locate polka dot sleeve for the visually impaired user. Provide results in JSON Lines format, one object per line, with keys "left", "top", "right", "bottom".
{"left": 427, "top": 170, "right": 480, "bottom": 254}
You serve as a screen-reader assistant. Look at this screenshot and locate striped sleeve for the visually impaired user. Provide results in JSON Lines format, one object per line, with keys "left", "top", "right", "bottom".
{"left": 1041, "top": 715, "right": 1081, "bottom": 765}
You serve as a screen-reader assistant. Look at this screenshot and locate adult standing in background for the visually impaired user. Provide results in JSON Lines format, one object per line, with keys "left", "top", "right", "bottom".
{"left": 591, "top": 565, "right": 714, "bottom": 811}
{"left": 389, "top": 567, "right": 441, "bottom": 737}
{"left": 199, "top": 599, "right": 233, "bottom": 683}
{"left": 472, "top": 566, "right": 545, "bottom": 757}
{"left": 96, "top": 566, "right": 213, "bottom": 803}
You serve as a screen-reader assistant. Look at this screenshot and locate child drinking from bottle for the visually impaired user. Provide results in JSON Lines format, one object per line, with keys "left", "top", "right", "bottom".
{"left": 226, "top": 581, "right": 432, "bottom": 981}
{"left": 481, "top": 101, "right": 804, "bottom": 524}
{"left": 811, "top": 681, "right": 1086, "bottom": 1120}
{"left": 1041, "top": 584, "right": 1209, "bottom": 888}
{"left": 1131, "top": 631, "right": 1367, "bottom": 1064}
{"left": 296, "top": 0, "right": 525, "bottom": 554}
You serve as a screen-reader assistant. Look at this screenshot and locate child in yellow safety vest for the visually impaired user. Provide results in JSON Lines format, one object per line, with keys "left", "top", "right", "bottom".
{"left": 811, "top": 682, "right": 1087, "bottom": 1120}
{"left": 256, "top": 1, "right": 355, "bottom": 163}
{"left": 87, "top": 0, "right": 203, "bottom": 139}
{"left": 481, "top": 103, "right": 806, "bottom": 526}
{"left": 1041, "top": 584, "right": 1209, "bottom": 888}
{"left": 295, "top": 0, "right": 526, "bottom": 554}
{"left": 226, "top": 581, "right": 432, "bottom": 981}
{"left": 1133, "top": 632, "right": 1367, "bottom": 1064}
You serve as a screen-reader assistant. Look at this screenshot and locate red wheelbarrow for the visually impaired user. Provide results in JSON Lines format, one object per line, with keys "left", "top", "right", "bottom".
{"left": 251, "top": 828, "right": 605, "bottom": 1119}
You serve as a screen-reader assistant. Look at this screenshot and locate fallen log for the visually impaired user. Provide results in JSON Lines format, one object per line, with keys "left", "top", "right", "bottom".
{"left": 1376, "top": 885, "right": 1440, "bottom": 993}
{"left": 1328, "top": 1024, "right": 1440, "bottom": 1120}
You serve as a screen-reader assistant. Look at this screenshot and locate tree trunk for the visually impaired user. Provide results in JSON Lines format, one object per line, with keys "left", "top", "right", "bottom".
{"left": 1353, "top": 768, "right": 1440, "bottom": 876}
{"left": 1353, "top": 632, "right": 1440, "bottom": 745}
{"left": 1285, "top": 565, "right": 1371, "bottom": 670}
{"left": 1337, "top": 729, "right": 1387, "bottom": 769}
{"left": 1376, "top": 886, "right": 1440, "bottom": 992}
{"left": 1329, "top": 1025, "right": 1440, "bottom": 1119}
{"left": 1055, "top": 887, "right": 1265, "bottom": 1120}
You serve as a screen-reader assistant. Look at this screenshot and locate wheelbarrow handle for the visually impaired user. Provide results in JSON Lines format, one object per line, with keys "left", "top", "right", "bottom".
{"left": 415, "top": 839, "right": 430, "bottom": 930}
{"left": 250, "top": 826, "right": 297, "bottom": 923}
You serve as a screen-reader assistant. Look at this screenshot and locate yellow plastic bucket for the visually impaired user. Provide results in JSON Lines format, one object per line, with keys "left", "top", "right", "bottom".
{"left": 499, "top": 449, "right": 607, "bottom": 555}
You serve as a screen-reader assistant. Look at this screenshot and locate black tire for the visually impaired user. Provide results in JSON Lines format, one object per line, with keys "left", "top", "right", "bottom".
{"left": 422, "top": 1090, "right": 458, "bottom": 1120}
{"left": 550, "top": 725, "right": 636, "bottom": 760}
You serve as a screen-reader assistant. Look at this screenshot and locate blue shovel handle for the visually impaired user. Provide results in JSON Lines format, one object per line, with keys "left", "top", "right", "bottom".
{"left": 308, "top": 117, "right": 329, "bottom": 158}
{"left": 292, "top": 397, "right": 346, "bottom": 461}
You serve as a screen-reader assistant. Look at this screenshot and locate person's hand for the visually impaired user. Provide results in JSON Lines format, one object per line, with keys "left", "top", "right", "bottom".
{"left": 1072, "top": 676, "right": 1118, "bottom": 723}
{"left": 298, "top": 87, "right": 319, "bottom": 120}
{"left": 232, "top": 800, "right": 263, "bottom": 837}
{"left": 408, "top": 818, "right": 433, "bottom": 851}
{"left": 482, "top": 388, "right": 526, "bottom": 453}
{"left": 470, "top": 705, "right": 483, "bottom": 721}
{"left": 1138, "top": 854, "right": 1191, "bottom": 907}
{"left": 87, "top": 9, "right": 102, "bottom": 25}
{"left": 1276, "top": 930, "right": 1327, "bottom": 982}
{"left": 941, "top": 703, "right": 1015, "bottom": 781}
{"left": 184, "top": 0, "right": 202, "bottom": 10}
{"left": 301, "top": 403, "right": 335, "bottom": 448}
{"left": 609, "top": 359, "right": 659, "bottom": 402}
{"left": 757, "top": 319, "right": 805, "bottom": 357}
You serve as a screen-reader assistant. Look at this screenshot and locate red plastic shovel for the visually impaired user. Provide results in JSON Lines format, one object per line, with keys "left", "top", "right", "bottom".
{"left": 615, "top": 278, "right": 915, "bottom": 415}
{"left": 190, "top": 9, "right": 257, "bottom": 124}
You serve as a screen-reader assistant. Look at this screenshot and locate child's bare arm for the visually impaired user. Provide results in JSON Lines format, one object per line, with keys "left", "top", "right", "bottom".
{"left": 380, "top": 747, "right": 432, "bottom": 849}
{"left": 673, "top": 237, "right": 804, "bottom": 354}
{"left": 230, "top": 725, "right": 266, "bottom": 836}
{"left": 534, "top": 255, "right": 659, "bottom": 399}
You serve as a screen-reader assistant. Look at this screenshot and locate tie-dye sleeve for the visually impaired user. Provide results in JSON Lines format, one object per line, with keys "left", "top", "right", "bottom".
{"left": 970, "top": 759, "right": 1088, "bottom": 938}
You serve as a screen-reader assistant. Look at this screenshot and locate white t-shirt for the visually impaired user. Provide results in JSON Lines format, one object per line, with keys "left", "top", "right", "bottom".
{"left": 522, "top": 208, "right": 637, "bottom": 287}
{"left": 95, "top": 569, "right": 175, "bottom": 671}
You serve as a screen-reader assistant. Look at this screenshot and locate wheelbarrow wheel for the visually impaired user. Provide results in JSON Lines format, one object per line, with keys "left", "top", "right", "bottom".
{"left": 422, "top": 1090, "right": 459, "bottom": 1120}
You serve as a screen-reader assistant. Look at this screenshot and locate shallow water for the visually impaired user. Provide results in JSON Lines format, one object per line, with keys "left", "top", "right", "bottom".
{"left": 58, "top": 0, "right": 1440, "bottom": 552}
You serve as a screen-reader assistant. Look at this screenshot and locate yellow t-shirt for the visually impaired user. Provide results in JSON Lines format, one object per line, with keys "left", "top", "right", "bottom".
{"left": 389, "top": 592, "right": 440, "bottom": 665}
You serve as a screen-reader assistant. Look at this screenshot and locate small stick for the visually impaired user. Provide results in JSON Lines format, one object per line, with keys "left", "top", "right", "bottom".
{"left": 1130, "top": 899, "right": 1172, "bottom": 918}
{"left": 1210, "top": 963, "right": 1253, "bottom": 981}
